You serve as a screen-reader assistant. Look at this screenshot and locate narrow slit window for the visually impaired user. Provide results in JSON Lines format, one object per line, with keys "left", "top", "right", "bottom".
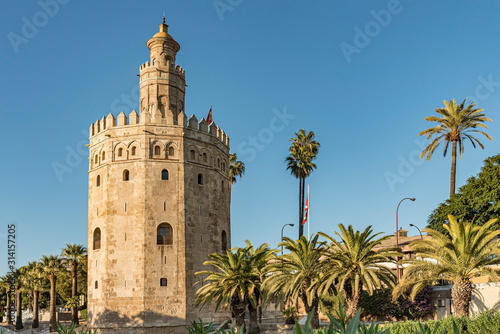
{"left": 131, "top": 146, "right": 136, "bottom": 156}
{"left": 96, "top": 175, "right": 101, "bottom": 187}
{"left": 155, "top": 145, "right": 161, "bottom": 155}
{"left": 222, "top": 230, "right": 228, "bottom": 252}
{"left": 161, "top": 169, "right": 169, "bottom": 180}
{"left": 93, "top": 228, "right": 101, "bottom": 250}
{"left": 190, "top": 150, "right": 195, "bottom": 160}
{"left": 118, "top": 148, "right": 123, "bottom": 157}
{"left": 168, "top": 146, "right": 174, "bottom": 157}
{"left": 123, "top": 169, "right": 130, "bottom": 181}
{"left": 160, "top": 278, "right": 167, "bottom": 286}
{"left": 95, "top": 281, "right": 98, "bottom": 289}
{"left": 203, "top": 153, "right": 207, "bottom": 163}
{"left": 102, "top": 151, "right": 105, "bottom": 161}
{"left": 198, "top": 173, "right": 203, "bottom": 185}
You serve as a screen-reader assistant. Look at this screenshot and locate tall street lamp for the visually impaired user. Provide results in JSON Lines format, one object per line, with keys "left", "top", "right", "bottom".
{"left": 281, "top": 224, "right": 295, "bottom": 255}
{"left": 396, "top": 197, "right": 415, "bottom": 281}
{"left": 409, "top": 223, "right": 423, "bottom": 240}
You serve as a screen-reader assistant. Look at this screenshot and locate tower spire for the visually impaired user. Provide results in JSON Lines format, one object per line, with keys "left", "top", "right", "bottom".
{"left": 162, "top": 12, "right": 165, "bottom": 24}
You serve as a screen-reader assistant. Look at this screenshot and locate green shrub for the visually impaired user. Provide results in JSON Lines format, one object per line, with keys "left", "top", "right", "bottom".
{"left": 80, "top": 309, "right": 87, "bottom": 320}
{"left": 320, "top": 293, "right": 345, "bottom": 317}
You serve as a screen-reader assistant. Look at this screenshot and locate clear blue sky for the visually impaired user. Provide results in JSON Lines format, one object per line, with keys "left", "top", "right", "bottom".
{"left": 1, "top": 0, "right": 499, "bottom": 273}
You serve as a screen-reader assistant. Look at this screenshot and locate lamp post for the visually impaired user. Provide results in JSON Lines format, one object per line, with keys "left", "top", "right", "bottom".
{"left": 281, "top": 224, "right": 295, "bottom": 255}
{"left": 409, "top": 223, "right": 423, "bottom": 240}
{"left": 396, "top": 197, "right": 415, "bottom": 281}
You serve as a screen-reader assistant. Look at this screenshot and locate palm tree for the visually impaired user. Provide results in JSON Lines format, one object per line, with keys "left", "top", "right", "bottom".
{"left": 0, "top": 274, "right": 13, "bottom": 325}
{"left": 419, "top": 99, "right": 492, "bottom": 198}
{"left": 319, "top": 225, "right": 399, "bottom": 318}
{"left": 195, "top": 246, "right": 257, "bottom": 333}
{"left": 62, "top": 244, "right": 87, "bottom": 325}
{"left": 229, "top": 153, "right": 245, "bottom": 186}
{"left": 264, "top": 235, "right": 324, "bottom": 329}
{"left": 40, "top": 255, "right": 64, "bottom": 332}
{"left": 18, "top": 262, "right": 46, "bottom": 329}
{"left": 394, "top": 215, "right": 500, "bottom": 317}
{"left": 242, "top": 241, "right": 276, "bottom": 333}
{"left": 286, "top": 130, "right": 319, "bottom": 237}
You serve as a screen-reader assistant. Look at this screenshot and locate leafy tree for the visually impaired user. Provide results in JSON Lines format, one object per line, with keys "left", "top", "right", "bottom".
{"left": 229, "top": 153, "right": 245, "bottom": 186}
{"left": 286, "top": 129, "right": 320, "bottom": 237}
{"left": 0, "top": 274, "right": 14, "bottom": 324}
{"left": 394, "top": 215, "right": 500, "bottom": 317}
{"left": 41, "top": 255, "right": 64, "bottom": 331}
{"left": 264, "top": 235, "right": 324, "bottom": 329}
{"left": 319, "top": 225, "right": 399, "bottom": 319}
{"left": 419, "top": 98, "right": 492, "bottom": 198}
{"left": 18, "top": 261, "right": 48, "bottom": 328}
{"left": 62, "top": 244, "right": 87, "bottom": 325}
{"left": 427, "top": 154, "right": 500, "bottom": 233}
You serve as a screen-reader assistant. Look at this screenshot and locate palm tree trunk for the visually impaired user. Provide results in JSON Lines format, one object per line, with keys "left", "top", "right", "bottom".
{"left": 232, "top": 295, "right": 246, "bottom": 333}
{"left": 247, "top": 301, "right": 260, "bottom": 334}
{"left": 15, "top": 285, "right": 23, "bottom": 329}
{"left": 344, "top": 280, "right": 362, "bottom": 319}
{"left": 299, "top": 177, "right": 305, "bottom": 238}
{"left": 6, "top": 288, "right": 12, "bottom": 324}
{"left": 450, "top": 140, "right": 457, "bottom": 198}
{"left": 49, "top": 274, "right": 57, "bottom": 332}
{"left": 32, "top": 289, "right": 39, "bottom": 328}
{"left": 298, "top": 177, "right": 303, "bottom": 237}
{"left": 299, "top": 287, "right": 319, "bottom": 329}
{"left": 451, "top": 280, "right": 472, "bottom": 317}
{"left": 71, "top": 261, "right": 79, "bottom": 325}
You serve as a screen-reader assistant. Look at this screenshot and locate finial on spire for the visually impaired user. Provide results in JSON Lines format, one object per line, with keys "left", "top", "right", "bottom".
{"left": 162, "top": 12, "right": 165, "bottom": 24}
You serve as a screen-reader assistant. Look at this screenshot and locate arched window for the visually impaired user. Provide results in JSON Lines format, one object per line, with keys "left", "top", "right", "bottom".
{"left": 161, "top": 169, "right": 169, "bottom": 180}
{"left": 155, "top": 145, "right": 161, "bottom": 155}
{"left": 168, "top": 146, "right": 174, "bottom": 157}
{"left": 160, "top": 278, "right": 168, "bottom": 286}
{"left": 94, "top": 228, "right": 101, "bottom": 250}
{"left": 131, "top": 146, "right": 136, "bottom": 156}
{"left": 96, "top": 175, "right": 101, "bottom": 187}
{"left": 101, "top": 151, "right": 105, "bottom": 161}
{"left": 203, "top": 153, "right": 207, "bottom": 163}
{"left": 94, "top": 155, "right": 98, "bottom": 164}
{"left": 222, "top": 230, "right": 228, "bottom": 252}
{"left": 95, "top": 281, "right": 98, "bottom": 289}
{"left": 198, "top": 174, "right": 203, "bottom": 185}
{"left": 118, "top": 148, "right": 123, "bottom": 157}
{"left": 223, "top": 162, "right": 226, "bottom": 172}
{"left": 217, "top": 158, "right": 220, "bottom": 168}
{"left": 190, "top": 150, "right": 195, "bottom": 160}
{"left": 157, "top": 223, "right": 173, "bottom": 245}
{"left": 123, "top": 170, "right": 130, "bottom": 181}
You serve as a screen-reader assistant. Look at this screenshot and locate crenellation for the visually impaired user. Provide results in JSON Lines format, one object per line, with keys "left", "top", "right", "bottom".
{"left": 101, "top": 116, "right": 106, "bottom": 130}
{"left": 96, "top": 119, "right": 101, "bottom": 133}
{"left": 129, "top": 110, "right": 139, "bottom": 125}
{"left": 208, "top": 122, "right": 217, "bottom": 136}
{"left": 198, "top": 118, "right": 208, "bottom": 133}
{"left": 188, "top": 114, "right": 198, "bottom": 129}
{"left": 106, "top": 113, "right": 116, "bottom": 129}
{"left": 117, "top": 111, "right": 127, "bottom": 126}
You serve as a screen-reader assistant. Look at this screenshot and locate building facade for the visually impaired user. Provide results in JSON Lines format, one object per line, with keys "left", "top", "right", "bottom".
{"left": 87, "top": 19, "right": 231, "bottom": 333}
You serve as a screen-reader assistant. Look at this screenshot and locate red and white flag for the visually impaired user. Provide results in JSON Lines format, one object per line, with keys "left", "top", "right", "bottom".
{"left": 207, "top": 106, "right": 213, "bottom": 124}
{"left": 302, "top": 192, "right": 309, "bottom": 225}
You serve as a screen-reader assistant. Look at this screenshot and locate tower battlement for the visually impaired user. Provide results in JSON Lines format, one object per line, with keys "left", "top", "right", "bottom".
{"left": 89, "top": 110, "right": 229, "bottom": 148}
{"left": 139, "top": 60, "right": 186, "bottom": 77}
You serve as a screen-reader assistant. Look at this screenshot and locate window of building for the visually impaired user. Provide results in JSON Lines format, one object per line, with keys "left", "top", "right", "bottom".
{"left": 160, "top": 278, "right": 168, "bottom": 286}
{"left": 198, "top": 173, "right": 203, "bottom": 185}
{"left": 203, "top": 153, "right": 207, "bottom": 163}
{"left": 102, "top": 151, "right": 105, "bottom": 161}
{"left": 94, "top": 228, "right": 101, "bottom": 250}
{"left": 222, "top": 230, "right": 227, "bottom": 252}
{"left": 96, "top": 175, "right": 101, "bottom": 187}
{"left": 157, "top": 223, "right": 173, "bottom": 245}
{"left": 217, "top": 158, "right": 220, "bottom": 168}
{"left": 161, "top": 169, "right": 169, "bottom": 180}
{"left": 222, "top": 162, "right": 226, "bottom": 172}
{"left": 155, "top": 145, "right": 161, "bottom": 155}
{"left": 123, "top": 169, "right": 130, "bottom": 181}
{"left": 190, "top": 150, "right": 195, "bottom": 160}
{"left": 94, "top": 155, "right": 98, "bottom": 164}
{"left": 95, "top": 281, "right": 98, "bottom": 289}
{"left": 168, "top": 146, "right": 174, "bottom": 157}
{"left": 118, "top": 148, "right": 123, "bottom": 157}
{"left": 131, "top": 146, "right": 136, "bottom": 156}
{"left": 222, "top": 180, "right": 225, "bottom": 192}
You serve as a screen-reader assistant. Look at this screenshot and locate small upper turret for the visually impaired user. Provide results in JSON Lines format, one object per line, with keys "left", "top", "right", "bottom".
{"left": 146, "top": 17, "right": 180, "bottom": 66}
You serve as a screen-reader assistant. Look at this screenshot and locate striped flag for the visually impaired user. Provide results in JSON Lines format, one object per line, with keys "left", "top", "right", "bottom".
{"left": 207, "top": 106, "right": 213, "bottom": 124}
{"left": 302, "top": 192, "right": 309, "bottom": 225}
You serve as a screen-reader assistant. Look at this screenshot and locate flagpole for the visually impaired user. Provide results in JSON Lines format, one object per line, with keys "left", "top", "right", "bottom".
{"left": 307, "top": 185, "right": 310, "bottom": 240}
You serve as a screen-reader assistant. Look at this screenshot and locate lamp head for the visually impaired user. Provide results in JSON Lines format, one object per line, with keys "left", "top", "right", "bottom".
{"left": 410, "top": 198, "right": 416, "bottom": 201}
{"left": 409, "top": 223, "right": 415, "bottom": 227}
{"left": 290, "top": 224, "right": 295, "bottom": 227}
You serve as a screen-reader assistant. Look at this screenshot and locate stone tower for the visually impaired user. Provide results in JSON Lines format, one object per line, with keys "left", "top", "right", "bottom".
{"left": 87, "top": 19, "right": 231, "bottom": 333}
